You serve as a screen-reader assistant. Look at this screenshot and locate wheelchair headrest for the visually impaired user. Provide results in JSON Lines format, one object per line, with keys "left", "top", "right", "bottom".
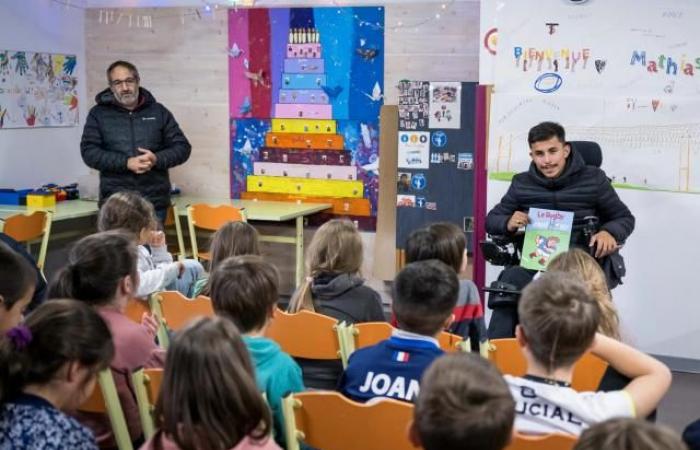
{"left": 569, "top": 141, "right": 602, "bottom": 168}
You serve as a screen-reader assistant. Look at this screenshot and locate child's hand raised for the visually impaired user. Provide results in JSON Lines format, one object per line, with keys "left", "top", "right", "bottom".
{"left": 149, "top": 231, "right": 166, "bottom": 248}
{"left": 141, "top": 312, "right": 161, "bottom": 337}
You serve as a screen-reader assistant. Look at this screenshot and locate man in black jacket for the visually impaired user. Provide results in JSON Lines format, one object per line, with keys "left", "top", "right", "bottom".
{"left": 485, "top": 122, "right": 634, "bottom": 338}
{"left": 80, "top": 60, "right": 191, "bottom": 221}
{"left": 486, "top": 121, "right": 634, "bottom": 259}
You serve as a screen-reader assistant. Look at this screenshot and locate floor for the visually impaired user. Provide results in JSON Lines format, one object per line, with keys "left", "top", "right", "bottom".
{"left": 658, "top": 371, "right": 700, "bottom": 433}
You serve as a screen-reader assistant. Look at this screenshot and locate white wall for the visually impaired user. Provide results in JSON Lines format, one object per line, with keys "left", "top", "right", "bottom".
{"left": 0, "top": 1, "right": 90, "bottom": 190}
{"left": 486, "top": 180, "right": 700, "bottom": 361}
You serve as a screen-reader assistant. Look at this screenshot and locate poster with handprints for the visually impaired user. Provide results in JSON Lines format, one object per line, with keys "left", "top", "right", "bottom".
{"left": 429, "top": 82, "right": 461, "bottom": 129}
{"left": 0, "top": 50, "right": 78, "bottom": 129}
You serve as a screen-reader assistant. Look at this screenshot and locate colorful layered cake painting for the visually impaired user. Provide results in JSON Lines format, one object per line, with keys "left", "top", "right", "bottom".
{"left": 228, "top": 7, "right": 384, "bottom": 228}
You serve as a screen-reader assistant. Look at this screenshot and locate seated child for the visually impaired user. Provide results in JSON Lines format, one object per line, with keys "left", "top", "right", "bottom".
{"left": 0, "top": 241, "right": 36, "bottom": 333}
{"left": 507, "top": 271, "right": 672, "bottom": 436}
{"left": 191, "top": 221, "right": 260, "bottom": 297}
{"left": 209, "top": 255, "right": 304, "bottom": 447}
{"left": 141, "top": 316, "right": 280, "bottom": 450}
{"left": 338, "top": 259, "right": 459, "bottom": 403}
{"left": 0, "top": 233, "right": 45, "bottom": 312}
{"left": 0, "top": 299, "right": 114, "bottom": 450}
{"left": 410, "top": 353, "right": 515, "bottom": 450}
{"left": 97, "top": 191, "right": 203, "bottom": 298}
{"left": 288, "top": 218, "right": 385, "bottom": 389}
{"left": 49, "top": 231, "right": 165, "bottom": 447}
{"left": 405, "top": 222, "right": 486, "bottom": 351}
{"left": 575, "top": 418, "right": 688, "bottom": 450}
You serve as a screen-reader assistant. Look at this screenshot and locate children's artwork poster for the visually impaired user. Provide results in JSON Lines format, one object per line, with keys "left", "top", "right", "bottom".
{"left": 228, "top": 7, "right": 384, "bottom": 228}
{"left": 521, "top": 208, "right": 573, "bottom": 271}
{"left": 396, "top": 194, "right": 416, "bottom": 208}
{"left": 398, "top": 80, "right": 429, "bottom": 130}
{"left": 0, "top": 50, "right": 79, "bottom": 129}
{"left": 495, "top": 0, "right": 700, "bottom": 96}
{"left": 429, "top": 82, "right": 461, "bottom": 129}
{"left": 489, "top": 0, "right": 700, "bottom": 194}
{"left": 397, "top": 131, "right": 430, "bottom": 169}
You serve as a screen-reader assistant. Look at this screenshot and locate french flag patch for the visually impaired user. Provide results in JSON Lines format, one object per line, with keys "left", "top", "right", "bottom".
{"left": 393, "top": 351, "right": 410, "bottom": 362}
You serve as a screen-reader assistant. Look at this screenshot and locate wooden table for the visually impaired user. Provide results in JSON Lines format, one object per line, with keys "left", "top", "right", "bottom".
{"left": 0, "top": 196, "right": 331, "bottom": 286}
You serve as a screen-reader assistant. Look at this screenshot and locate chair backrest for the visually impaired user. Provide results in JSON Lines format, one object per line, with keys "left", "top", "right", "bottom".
{"left": 186, "top": 203, "right": 246, "bottom": 260}
{"left": 282, "top": 391, "right": 416, "bottom": 450}
{"left": 265, "top": 309, "right": 344, "bottom": 361}
{"left": 487, "top": 338, "right": 609, "bottom": 392}
{"left": 505, "top": 433, "right": 577, "bottom": 450}
{"left": 124, "top": 298, "right": 150, "bottom": 324}
{"left": 78, "top": 369, "right": 134, "bottom": 450}
{"left": 132, "top": 368, "right": 164, "bottom": 440}
{"left": 152, "top": 291, "right": 214, "bottom": 348}
{"left": 348, "top": 322, "right": 468, "bottom": 357}
{"left": 1, "top": 211, "right": 52, "bottom": 270}
{"left": 569, "top": 141, "right": 602, "bottom": 168}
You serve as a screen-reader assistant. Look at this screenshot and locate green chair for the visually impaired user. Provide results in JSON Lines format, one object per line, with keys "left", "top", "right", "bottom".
{"left": 132, "top": 368, "right": 164, "bottom": 440}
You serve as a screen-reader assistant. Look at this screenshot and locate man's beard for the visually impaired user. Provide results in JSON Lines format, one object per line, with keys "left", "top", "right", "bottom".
{"left": 115, "top": 91, "right": 137, "bottom": 106}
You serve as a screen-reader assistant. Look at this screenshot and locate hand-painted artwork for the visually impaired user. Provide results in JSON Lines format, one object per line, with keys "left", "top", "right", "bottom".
{"left": 229, "top": 7, "right": 384, "bottom": 228}
{"left": 0, "top": 50, "right": 79, "bottom": 129}
{"left": 398, "top": 80, "right": 429, "bottom": 130}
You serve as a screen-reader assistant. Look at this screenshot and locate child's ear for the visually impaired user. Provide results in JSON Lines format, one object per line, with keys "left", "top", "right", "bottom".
{"left": 120, "top": 274, "right": 136, "bottom": 297}
{"left": 443, "top": 313, "right": 455, "bottom": 331}
{"left": 459, "top": 249, "right": 468, "bottom": 274}
{"left": 65, "top": 360, "right": 81, "bottom": 383}
{"left": 0, "top": 294, "right": 5, "bottom": 307}
{"left": 407, "top": 419, "right": 422, "bottom": 448}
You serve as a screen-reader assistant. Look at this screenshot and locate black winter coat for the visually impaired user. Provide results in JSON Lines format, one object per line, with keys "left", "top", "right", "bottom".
{"left": 486, "top": 148, "right": 635, "bottom": 244}
{"left": 80, "top": 87, "right": 191, "bottom": 209}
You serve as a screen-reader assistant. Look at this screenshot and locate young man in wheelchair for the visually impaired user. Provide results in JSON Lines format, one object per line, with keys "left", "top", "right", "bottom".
{"left": 484, "top": 121, "right": 635, "bottom": 338}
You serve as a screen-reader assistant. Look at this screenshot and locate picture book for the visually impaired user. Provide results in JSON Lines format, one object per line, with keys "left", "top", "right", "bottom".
{"left": 520, "top": 208, "right": 574, "bottom": 271}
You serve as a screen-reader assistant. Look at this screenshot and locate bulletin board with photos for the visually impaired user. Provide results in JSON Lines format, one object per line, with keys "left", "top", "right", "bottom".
{"left": 395, "top": 80, "right": 477, "bottom": 250}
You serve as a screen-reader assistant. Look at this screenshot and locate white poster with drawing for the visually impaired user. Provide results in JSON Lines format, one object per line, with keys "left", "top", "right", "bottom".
{"left": 479, "top": 0, "right": 500, "bottom": 84}
{"left": 0, "top": 50, "right": 79, "bottom": 129}
{"left": 495, "top": 0, "right": 700, "bottom": 97}
{"left": 398, "top": 131, "right": 430, "bottom": 169}
{"left": 429, "top": 82, "right": 461, "bottom": 129}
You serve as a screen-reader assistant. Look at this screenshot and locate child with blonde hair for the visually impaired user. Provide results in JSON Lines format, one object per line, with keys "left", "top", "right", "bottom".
{"left": 49, "top": 231, "right": 165, "bottom": 447}
{"left": 98, "top": 191, "right": 203, "bottom": 298}
{"left": 548, "top": 248, "right": 620, "bottom": 340}
{"left": 141, "top": 316, "right": 280, "bottom": 450}
{"left": 190, "top": 221, "right": 260, "bottom": 297}
{"left": 288, "top": 219, "right": 384, "bottom": 388}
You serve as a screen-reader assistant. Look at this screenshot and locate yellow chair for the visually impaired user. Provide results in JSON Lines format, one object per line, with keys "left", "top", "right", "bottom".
{"left": 150, "top": 291, "right": 214, "bottom": 348}
{"left": 505, "top": 432, "right": 577, "bottom": 450}
{"left": 164, "top": 204, "right": 186, "bottom": 260}
{"left": 345, "top": 322, "right": 469, "bottom": 362}
{"left": 1, "top": 210, "right": 52, "bottom": 270}
{"left": 282, "top": 391, "right": 417, "bottom": 450}
{"left": 265, "top": 309, "right": 349, "bottom": 365}
{"left": 487, "top": 338, "right": 609, "bottom": 392}
{"left": 186, "top": 203, "right": 246, "bottom": 261}
{"left": 132, "top": 368, "right": 164, "bottom": 440}
{"left": 78, "top": 369, "right": 134, "bottom": 450}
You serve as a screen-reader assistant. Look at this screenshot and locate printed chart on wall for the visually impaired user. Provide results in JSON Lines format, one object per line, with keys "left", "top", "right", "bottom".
{"left": 490, "top": 0, "right": 700, "bottom": 193}
{"left": 0, "top": 50, "right": 79, "bottom": 128}
{"left": 228, "top": 7, "right": 384, "bottom": 229}
{"left": 396, "top": 81, "right": 476, "bottom": 250}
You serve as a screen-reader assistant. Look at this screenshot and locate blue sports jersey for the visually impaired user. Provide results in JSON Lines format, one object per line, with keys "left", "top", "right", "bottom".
{"left": 338, "top": 331, "right": 443, "bottom": 403}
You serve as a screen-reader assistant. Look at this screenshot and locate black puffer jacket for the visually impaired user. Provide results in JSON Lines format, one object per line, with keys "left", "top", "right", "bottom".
{"left": 80, "top": 87, "right": 191, "bottom": 209}
{"left": 486, "top": 148, "right": 635, "bottom": 244}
